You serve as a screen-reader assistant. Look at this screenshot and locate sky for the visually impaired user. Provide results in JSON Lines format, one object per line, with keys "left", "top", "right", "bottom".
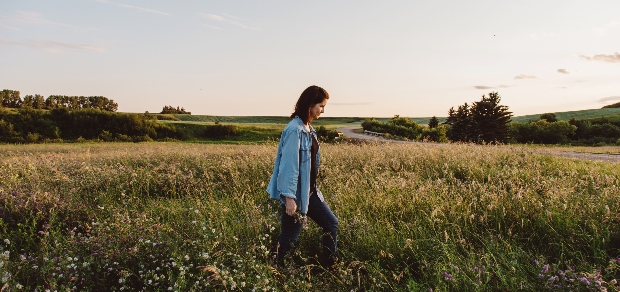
{"left": 1, "top": 0, "right": 620, "bottom": 118}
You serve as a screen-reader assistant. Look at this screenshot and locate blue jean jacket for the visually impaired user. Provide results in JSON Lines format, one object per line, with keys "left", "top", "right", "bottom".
{"left": 267, "top": 116, "right": 324, "bottom": 215}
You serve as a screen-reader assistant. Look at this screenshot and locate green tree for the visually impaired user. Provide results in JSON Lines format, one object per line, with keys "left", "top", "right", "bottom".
{"left": 446, "top": 103, "right": 472, "bottom": 142}
{"left": 511, "top": 120, "right": 576, "bottom": 144}
{"left": 1, "top": 89, "right": 22, "bottom": 108}
{"left": 469, "top": 92, "right": 512, "bottom": 143}
{"left": 428, "top": 116, "right": 439, "bottom": 128}
{"left": 539, "top": 113, "right": 557, "bottom": 122}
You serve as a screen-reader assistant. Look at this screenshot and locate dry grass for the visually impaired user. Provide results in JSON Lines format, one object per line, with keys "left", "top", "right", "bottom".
{"left": 1, "top": 142, "right": 620, "bottom": 291}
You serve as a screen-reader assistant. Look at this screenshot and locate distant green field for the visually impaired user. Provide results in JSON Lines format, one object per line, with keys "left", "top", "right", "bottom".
{"left": 170, "top": 115, "right": 447, "bottom": 125}
{"left": 171, "top": 115, "right": 368, "bottom": 126}
{"left": 511, "top": 108, "right": 620, "bottom": 123}
{"left": 151, "top": 107, "right": 620, "bottom": 126}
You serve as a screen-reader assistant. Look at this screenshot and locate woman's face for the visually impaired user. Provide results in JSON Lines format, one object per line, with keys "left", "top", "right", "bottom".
{"left": 308, "top": 99, "right": 328, "bottom": 123}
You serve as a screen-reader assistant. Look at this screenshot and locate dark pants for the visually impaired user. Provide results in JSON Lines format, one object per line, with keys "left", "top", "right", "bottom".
{"left": 275, "top": 194, "right": 338, "bottom": 266}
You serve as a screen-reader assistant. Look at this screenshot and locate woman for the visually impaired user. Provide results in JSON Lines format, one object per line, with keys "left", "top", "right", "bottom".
{"left": 267, "top": 85, "right": 338, "bottom": 268}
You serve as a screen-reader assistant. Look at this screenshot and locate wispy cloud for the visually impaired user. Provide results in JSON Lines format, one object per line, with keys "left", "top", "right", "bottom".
{"left": 514, "top": 74, "right": 537, "bottom": 80}
{"left": 0, "top": 11, "right": 72, "bottom": 30}
{"left": 0, "top": 38, "right": 106, "bottom": 53}
{"left": 329, "top": 102, "right": 373, "bottom": 106}
{"left": 474, "top": 85, "right": 513, "bottom": 90}
{"left": 96, "top": 0, "right": 172, "bottom": 16}
{"left": 598, "top": 96, "right": 620, "bottom": 103}
{"left": 580, "top": 52, "right": 620, "bottom": 63}
{"left": 198, "top": 13, "right": 259, "bottom": 30}
{"left": 557, "top": 68, "right": 570, "bottom": 74}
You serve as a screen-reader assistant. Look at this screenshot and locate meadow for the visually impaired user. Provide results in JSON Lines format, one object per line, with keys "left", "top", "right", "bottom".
{"left": 1, "top": 142, "right": 620, "bottom": 291}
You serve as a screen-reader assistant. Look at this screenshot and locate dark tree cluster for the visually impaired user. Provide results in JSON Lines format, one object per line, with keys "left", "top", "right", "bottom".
{"left": 361, "top": 115, "right": 447, "bottom": 142}
{"left": 161, "top": 105, "right": 191, "bottom": 115}
{"left": 602, "top": 102, "right": 620, "bottom": 109}
{"left": 1, "top": 89, "right": 118, "bottom": 111}
{"left": 315, "top": 126, "right": 341, "bottom": 142}
{"left": 511, "top": 113, "right": 620, "bottom": 145}
{"left": 446, "top": 92, "right": 512, "bottom": 144}
{"left": 0, "top": 108, "right": 239, "bottom": 143}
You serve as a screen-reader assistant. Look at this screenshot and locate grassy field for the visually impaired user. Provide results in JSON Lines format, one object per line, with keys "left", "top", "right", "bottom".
{"left": 1, "top": 142, "right": 620, "bottom": 291}
{"left": 511, "top": 108, "right": 620, "bottom": 123}
{"left": 170, "top": 115, "right": 368, "bottom": 126}
{"left": 160, "top": 107, "right": 620, "bottom": 126}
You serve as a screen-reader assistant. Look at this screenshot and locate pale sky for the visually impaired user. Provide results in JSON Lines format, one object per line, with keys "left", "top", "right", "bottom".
{"left": 2, "top": 1, "right": 620, "bottom": 117}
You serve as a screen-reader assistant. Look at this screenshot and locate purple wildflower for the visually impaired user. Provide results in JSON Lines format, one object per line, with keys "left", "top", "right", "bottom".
{"left": 578, "top": 277, "right": 590, "bottom": 285}
{"left": 442, "top": 271, "right": 453, "bottom": 281}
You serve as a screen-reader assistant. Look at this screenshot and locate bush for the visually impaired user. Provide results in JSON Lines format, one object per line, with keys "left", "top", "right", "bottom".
{"left": 203, "top": 124, "right": 239, "bottom": 138}
{"left": 511, "top": 120, "right": 576, "bottom": 144}
{"left": 420, "top": 125, "right": 448, "bottom": 142}
{"left": 316, "top": 126, "right": 340, "bottom": 142}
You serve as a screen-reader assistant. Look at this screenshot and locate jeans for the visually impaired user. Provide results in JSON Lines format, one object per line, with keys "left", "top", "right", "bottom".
{"left": 275, "top": 194, "right": 338, "bottom": 266}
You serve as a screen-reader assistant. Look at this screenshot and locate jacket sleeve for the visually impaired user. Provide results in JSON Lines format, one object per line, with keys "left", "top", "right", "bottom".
{"left": 277, "top": 128, "right": 300, "bottom": 199}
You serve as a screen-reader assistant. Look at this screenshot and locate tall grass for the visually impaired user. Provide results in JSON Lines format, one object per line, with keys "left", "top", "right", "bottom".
{"left": 1, "top": 142, "right": 619, "bottom": 291}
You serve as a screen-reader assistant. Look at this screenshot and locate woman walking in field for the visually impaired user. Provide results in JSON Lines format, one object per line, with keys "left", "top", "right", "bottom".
{"left": 267, "top": 85, "right": 339, "bottom": 268}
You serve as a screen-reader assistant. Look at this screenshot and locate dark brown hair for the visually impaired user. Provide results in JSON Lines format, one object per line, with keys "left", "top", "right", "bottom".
{"left": 290, "top": 85, "right": 329, "bottom": 124}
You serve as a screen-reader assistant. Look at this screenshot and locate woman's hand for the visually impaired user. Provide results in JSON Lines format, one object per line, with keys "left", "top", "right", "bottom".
{"left": 285, "top": 197, "right": 297, "bottom": 216}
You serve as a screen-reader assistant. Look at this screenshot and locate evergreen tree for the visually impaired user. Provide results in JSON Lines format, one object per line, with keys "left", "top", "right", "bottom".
{"left": 428, "top": 116, "right": 439, "bottom": 128}
{"left": 446, "top": 103, "right": 472, "bottom": 142}
{"left": 469, "top": 92, "right": 512, "bottom": 143}
{"left": 447, "top": 92, "right": 512, "bottom": 143}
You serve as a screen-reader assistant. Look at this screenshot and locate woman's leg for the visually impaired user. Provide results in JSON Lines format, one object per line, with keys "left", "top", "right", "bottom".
{"left": 275, "top": 207, "right": 303, "bottom": 265}
{"left": 307, "top": 194, "right": 339, "bottom": 266}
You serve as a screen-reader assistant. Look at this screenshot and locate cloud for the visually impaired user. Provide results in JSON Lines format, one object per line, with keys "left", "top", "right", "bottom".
{"left": 198, "top": 13, "right": 259, "bottom": 30}
{"left": 598, "top": 96, "right": 620, "bottom": 103}
{"left": 474, "top": 85, "right": 514, "bottom": 90}
{"left": 329, "top": 102, "right": 373, "bottom": 106}
{"left": 514, "top": 74, "right": 537, "bottom": 80}
{"left": 0, "top": 38, "right": 106, "bottom": 53}
{"left": 557, "top": 68, "right": 570, "bottom": 74}
{"left": 0, "top": 11, "right": 72, "bottom": 29}
{"left": 580, "top": 52, "right": 620, "bottom": 63}
{"left": 97, "top": 0, "right": 172, "bottom": 16}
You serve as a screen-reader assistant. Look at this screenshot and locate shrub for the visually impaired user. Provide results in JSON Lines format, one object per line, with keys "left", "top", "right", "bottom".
{"left": 203, "top": 124, "right": 239, "bottom": 138}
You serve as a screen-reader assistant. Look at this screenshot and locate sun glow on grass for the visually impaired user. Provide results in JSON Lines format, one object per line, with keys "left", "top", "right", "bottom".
{"left": 1, "top": 142, "right": 619, "bottom": 290}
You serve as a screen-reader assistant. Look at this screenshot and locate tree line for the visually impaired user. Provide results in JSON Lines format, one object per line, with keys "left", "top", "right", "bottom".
{"left": 1, "top": 89, "right": 118, "bottom": 111}
{"left": 362, "top": 92, "right": 620, "bottom": 146}
{"left": 0, "top": 108, "right": 241, "bottom": 143}
{"left": 160, "top": 105, "right": 191, "bottom": 114}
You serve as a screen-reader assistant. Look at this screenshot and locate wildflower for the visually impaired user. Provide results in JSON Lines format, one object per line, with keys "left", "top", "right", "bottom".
{"left": 185, "top": 255, "right": 190, "bottom": 261}
{"left": 15, "top": 283, "right": 23, "bottom": 289}
{"left": 578, "top": 277, "right": 590, "bottom": 285}
{"left": 3, "top": 239, "right": 9, "bottom": 245}
{"left": 442, "top": 271, "right": 453, "bottom": 281}
{"left": 541, "top": 265, "right": 549, "bottom": 274}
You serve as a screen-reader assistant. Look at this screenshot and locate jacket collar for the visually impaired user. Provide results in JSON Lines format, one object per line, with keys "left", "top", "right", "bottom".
{"left": 293, "top": 116, "right": 314, "bottom": 134}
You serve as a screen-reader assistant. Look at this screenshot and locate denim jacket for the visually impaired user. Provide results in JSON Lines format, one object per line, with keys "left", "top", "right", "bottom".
{"left": 267, "top": 116, "right": 324, "bottom": 215}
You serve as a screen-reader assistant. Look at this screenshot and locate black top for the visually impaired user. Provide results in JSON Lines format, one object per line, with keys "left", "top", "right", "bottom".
{"left": 310, "top": 133, "right": 319, "bottom": 195}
